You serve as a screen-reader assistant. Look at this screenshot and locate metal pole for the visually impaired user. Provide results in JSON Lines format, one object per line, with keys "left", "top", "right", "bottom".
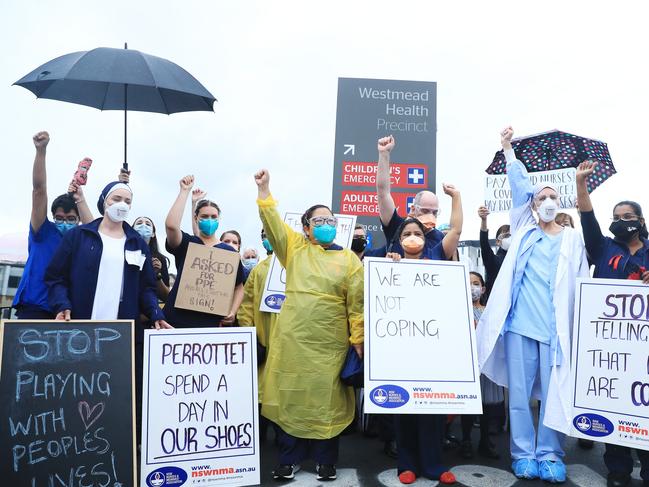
{"left": 123, "top": 42, "right": 128, "bottom": 171}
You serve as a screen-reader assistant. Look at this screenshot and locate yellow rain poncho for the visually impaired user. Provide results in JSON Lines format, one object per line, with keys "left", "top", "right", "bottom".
{"left": 237, "top": 255, "right": 277, "bottom": 403}
{"left": 257, "top": 195, "right": 364, "bottom": 439}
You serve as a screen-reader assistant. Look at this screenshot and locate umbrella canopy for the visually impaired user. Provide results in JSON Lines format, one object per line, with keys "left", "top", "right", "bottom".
{"left": 14, "top": 47, "right": 216, "bottom": 113}
{"left": 14, "top": 46, "right": 216, "bottom": 169}
{"left": 487, "top": 130, "right": 616, "bottom": 193}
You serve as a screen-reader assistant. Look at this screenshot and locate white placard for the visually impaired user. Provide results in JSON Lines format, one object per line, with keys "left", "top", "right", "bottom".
{"left": 259, "top": 212, "right": 357, "bottom": 313}
{"left": 484, "top": 167, "right": 577, "bottom": 213}
{"left": 570, "top": 278, "right": 649, "bottom": 450}
{"left": 141, "top": 328, "right": 260, "bottom": 486}
{"left": 363, "top": 257, "right": 482, "bottom": 414}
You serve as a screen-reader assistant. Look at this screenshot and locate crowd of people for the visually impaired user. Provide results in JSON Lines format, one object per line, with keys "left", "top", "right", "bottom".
{"left": 11, "top": 128, "right": 649, "bottom": 487}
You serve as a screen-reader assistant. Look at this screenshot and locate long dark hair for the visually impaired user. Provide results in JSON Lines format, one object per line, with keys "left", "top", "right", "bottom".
{"left": 388, "top": 218, "right": 427, "bottom": 254}
{"left": 614, "top": 200, "right": 649, "bottom": 239}
{"left": 134, "top": 216, "right": 169, "bottom": 267}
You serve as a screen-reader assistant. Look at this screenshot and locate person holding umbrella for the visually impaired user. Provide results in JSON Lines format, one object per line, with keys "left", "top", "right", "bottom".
{"left": 576, "top": 161, "right": 649, "bottom": 487}
{"left": 477, "top": 127, "right": 589, "bottom": 483}
{"left": 254, "top": 168, "right": 363, "bottom": 482}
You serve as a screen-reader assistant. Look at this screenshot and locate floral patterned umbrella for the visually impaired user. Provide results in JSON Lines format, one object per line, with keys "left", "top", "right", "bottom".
{"left": 486, "top": 130, "right": 616, "bottom": 193}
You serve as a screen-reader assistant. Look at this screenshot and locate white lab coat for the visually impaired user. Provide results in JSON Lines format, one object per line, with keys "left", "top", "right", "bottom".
{"left": 477, "top": 154, "right": 589, "bottom": 434}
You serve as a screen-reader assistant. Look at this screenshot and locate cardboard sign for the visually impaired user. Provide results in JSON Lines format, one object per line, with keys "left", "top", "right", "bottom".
{"left": 175, "top": 243, "right": 240, "bottom": 316}
{"left": 570, "top": 278, "right": 649, "bottom": 450}
{"left": 141, "top": 328, "right": 260, "bottom": 486}
{"left": 259, "top": 212, "right": 356, "bottom": 313}
{"left": 484, "top": 167, "right": 577, "bottom": 213}
{"left": 0, "top": 320, "right": 136, "bottom": 486}
{"left": 363, "top": 258, "right": 482, "bottom": 414}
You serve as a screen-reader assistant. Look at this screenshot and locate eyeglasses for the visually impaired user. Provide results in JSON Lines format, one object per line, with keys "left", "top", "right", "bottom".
{"left": 54, "top": 216, "right": 79, "bottom": 224}
{"left": 611, "top": 214, "right": 639, "bottom": 222}
{"left": 413, "top": 205, "right": 439, "bottom": 217}
{"left": 309, "top": 216, "right": 337, "bottom": 227}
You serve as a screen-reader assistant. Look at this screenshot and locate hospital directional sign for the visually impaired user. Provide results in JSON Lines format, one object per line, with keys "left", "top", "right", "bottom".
{"left": 331, "top": 78, "right": 437, "bottom": 248}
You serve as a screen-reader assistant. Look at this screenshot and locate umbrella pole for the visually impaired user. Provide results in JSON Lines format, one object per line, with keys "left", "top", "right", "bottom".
{"left": 123, "top": 42, "right": 128, "bottom": 171}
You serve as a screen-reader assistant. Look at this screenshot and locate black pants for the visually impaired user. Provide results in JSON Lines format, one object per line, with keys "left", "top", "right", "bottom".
{"left": 604, "top": 443, "right": 649, "bottom": 480}
{"left": 15, "top": 306, "right": 54, "bottom": 319}
{"left": 461, "top": 403, "right": 501, "bottom": 444}
{"left": 275, "top": 425, "right": 339, "bottom": 465}
{"left": 395, "top": 414, "right": 446, "bottom": 479}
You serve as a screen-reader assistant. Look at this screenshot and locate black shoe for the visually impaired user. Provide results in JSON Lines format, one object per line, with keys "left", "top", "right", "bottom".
{"left": 383, "top": 440, "right": 398, "bottom": 459}
{"left": 607, "top": 472, "right": 631, "bottom": 487}
{"left": 316, "top": 464, "right": 337, "bottom": 481}
{"left": 273, "top": 464, "right": 300, "bottom": 481}
{"left": 459, "top": 440, "right": 474, "bottom": 459}
{"left": 478, "top": 441, "right": 500, "bottom": 459}
{"left": 443, "top": 433, "right": 460, "bottom": 450}
{"left": 578, "top": 438, "right": 594, "bottom": 449}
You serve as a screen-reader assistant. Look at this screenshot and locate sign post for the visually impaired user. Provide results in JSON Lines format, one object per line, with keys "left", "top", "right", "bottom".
{"left": 331, "top": 78, "right": 437, "bottom": 247}
{"left": 141, "top": 328, "right": 260, "bottom": 486}
{"left": 0, "top": 320, "right": 136, "bottom": 486}
{"left": 570, "top": 278, "right": 649, "bottom": 450}
{"left": 363, "top": 258, "right": 482, "bottom": 414}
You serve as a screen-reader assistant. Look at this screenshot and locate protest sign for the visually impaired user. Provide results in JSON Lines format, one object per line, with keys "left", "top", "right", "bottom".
{"left": 570, "top": 278, "right": 649, "bottom": 450}
{"left": 175, "top": 243, "right": 240, "bottom": 316}
{"left": 363, "top": 258, "right": 482, "bottom": 414}
{"left": 141, "top": 328, "right": 259, "bottom": 487}
{"left": 0, "top": 320, "right": 136, "bottom": 486}
{"left": 259, "top": 211, "right": 356, "bottom": 313}
{"left": 484, "top": 167, "right": 577, "bottom": 213}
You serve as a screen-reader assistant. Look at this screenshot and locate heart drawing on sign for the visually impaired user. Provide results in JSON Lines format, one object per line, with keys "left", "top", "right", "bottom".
{"left": 78, "top": 401, "right": 105, "bottom": 430}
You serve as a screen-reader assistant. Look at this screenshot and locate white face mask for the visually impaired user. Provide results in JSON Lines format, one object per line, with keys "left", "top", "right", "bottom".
{"left": 500, "top": 237, "right": 511, "bottom": 251}
{"left": 537, "top": 198, "right": 559, "bottom": 223}
{"left": 471, "top": 285, "right": 483, "bottom": 301}
{"left": 105, "top": 201, "right": 130, "bottom": 223}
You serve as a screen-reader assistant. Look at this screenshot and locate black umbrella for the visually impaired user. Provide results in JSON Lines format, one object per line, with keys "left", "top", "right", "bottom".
{"left": 14, "top": 44, "right": 216, "bottom": 169}
{"left": 486, "top": 130, "right": 616, "bottom": 193}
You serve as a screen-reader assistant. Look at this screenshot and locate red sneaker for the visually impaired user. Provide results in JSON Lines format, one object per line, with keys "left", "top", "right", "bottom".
{"left": 398, "top": 470, "right": 416, "bottom": 484}
{"left": 439, "top": 471, "right": 457, "bottom": 484}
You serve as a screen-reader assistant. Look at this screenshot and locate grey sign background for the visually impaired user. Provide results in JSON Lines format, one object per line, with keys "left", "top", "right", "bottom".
{"left": 331, "top": 77, "right": 437, "bottom": 248}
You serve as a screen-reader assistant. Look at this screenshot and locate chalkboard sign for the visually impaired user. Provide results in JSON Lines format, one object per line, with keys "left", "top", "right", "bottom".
{"left": 0, "top": 320, "right": 136, "bottom": 487}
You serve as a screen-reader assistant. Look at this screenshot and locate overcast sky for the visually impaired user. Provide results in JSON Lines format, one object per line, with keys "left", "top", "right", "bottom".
{"left": 2, "top": 1, "right": 648, "bottom": 266}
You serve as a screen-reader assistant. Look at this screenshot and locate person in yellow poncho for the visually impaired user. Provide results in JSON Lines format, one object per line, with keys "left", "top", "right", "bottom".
{"left": 237, "top": 228, "right": 277, "bottom": 441}
{"left": 254, "top": 169, "right": 364, "bottom": 482}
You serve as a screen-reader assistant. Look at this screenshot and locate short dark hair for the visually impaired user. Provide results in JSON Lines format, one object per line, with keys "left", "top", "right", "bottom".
{"left": 51, "top": 194, "right": 78, "bottom": 216}
{"left": 301, "top": 204, "right": 332, "bottom": 227}
{"left": 615, "top": 200, "right": 648, "bottom": 238}
{"left": 396, "top": 217, "right": 427, "bottom": 239}
{"left": 496, "top": 225, "right": 510, "bottom": 239}
{"left": 195, "top": 200, "right": 221, "bottom": 217}
{"left": 470, "top": 271, "right": 485, "bottom": 287}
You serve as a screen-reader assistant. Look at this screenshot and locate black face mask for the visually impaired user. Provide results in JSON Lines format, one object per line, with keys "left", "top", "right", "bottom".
{"left": 609, "top": 220, "right": 642, "bottom": 242}
{"left": 351, "top": 237, "right": 367, "bottom": 253}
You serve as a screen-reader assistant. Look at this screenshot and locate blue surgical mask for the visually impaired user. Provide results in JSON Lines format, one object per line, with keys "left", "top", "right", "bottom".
{"left": 312, "top": 224, "right": 337, "bottom": 245}
{"left": 242, "top": 257, "right": 258, "bottom": 270}
{"left": 134, "top": 223, "right": 153, "bottom": 241}
{"left": 198, "top": 218, "right": 219, "bottom": 237}
{"left": 55, "top": 221, "right": 76, "bottom": 234}
{"left": 262, "top": 238, "right": 273, "bottom": 253}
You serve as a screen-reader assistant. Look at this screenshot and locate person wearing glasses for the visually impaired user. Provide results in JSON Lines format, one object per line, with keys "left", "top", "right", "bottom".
{"left": 478, "top": 127, "right": 589, "bottom": 484}
{"left": 254, "top": 169, "right": 363, "bottom": 482}
{"left": 163, "top": 175, "right": 245, "bottom": 328}
{"left": 376, "top": 135, "right": 445, "bottom": 253}
{"left": 478, "top": 206, "right": 511, "bottom": 302}
{"left": 576, "top": 161, "right": 649, "bottom": 487}
{"left": 13, "top": 131, "right": 94, "bottom": 319}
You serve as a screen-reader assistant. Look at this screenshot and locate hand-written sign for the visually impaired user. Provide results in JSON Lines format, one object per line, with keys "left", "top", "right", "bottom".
{"left": 141, "top": 328, "right": 260, "bottom": 487}
{"left": 570, "top": 279, "right": 649, "bottom": 450}
{"left": 363, "top": 258, "right": 482, "bottom": 414}
{"left": 176, "top": 243, "right": 240, "bottom": 316}
{"left": 0, "top": 320, "right": 136, "bottom": 487}
{"left": 259, "top": 212, "right": 356, "bottom": 313}
{"left": 485, "top": 167, "right": 577, "bottom": 213}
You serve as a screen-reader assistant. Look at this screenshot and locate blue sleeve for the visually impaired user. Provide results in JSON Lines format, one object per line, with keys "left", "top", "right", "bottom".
{"left": 139, "top": 245, "right": 165, "bottom": 321}
{"left": 579, "top": 210, "right": 605, "bottom": 262}
{"left": 44, "top": 229, "right": 74, "bottom": 314}
{"left": 382, "top": 209, "right": 403, "bottom": 246}
{"left": 166, "top": 231, "right": 190, "bottom": 256}
{"left": 31, "top": 219, "right": 56, "bottom": 243}
{"left": 507, "top": 158, "right": 534, "bottom": 208}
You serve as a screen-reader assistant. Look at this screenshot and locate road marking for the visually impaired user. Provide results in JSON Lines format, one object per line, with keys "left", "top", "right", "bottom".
{"left": 289, "top": 468, "right": 360, "bottom": 486}
{"left": 451, "top": 465, "right": 517, "bottom": 487}
{"left": 377, "top": 469, "right": 438, "bottom": 486}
